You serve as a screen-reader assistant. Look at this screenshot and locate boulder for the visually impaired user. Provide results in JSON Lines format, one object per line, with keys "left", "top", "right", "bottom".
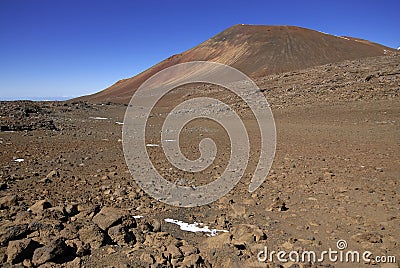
{"left": 92, "top": 207, "right": 123, "bottom": 231}
{"left": 0, "top": 195, "right": 17, "bottom": 209}
{"left": 32, "top": 238, "right": 68, "bottom": 266}
{"left": 7, "top": 238, "right": 37, "bottom": 264}
{"left": 29, "top": 200, "right": 52, "bottom": 214}
{"left": 108, "top": 224, "right": 135, "bottom": 246}
{"left": 78, "top": 223, "right": 106, "bottom": 250}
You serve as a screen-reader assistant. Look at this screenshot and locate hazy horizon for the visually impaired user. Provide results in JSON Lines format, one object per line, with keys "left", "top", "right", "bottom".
{"left": 0, "top": 96, "right": 74, "bottom": 101}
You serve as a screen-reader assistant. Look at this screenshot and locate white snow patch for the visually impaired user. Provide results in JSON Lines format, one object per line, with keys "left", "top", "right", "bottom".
{"left": 133, "top": 215, "right": 143, "bottom": 219}
{"left": 90, "top": 117, "right": 108, "bottom": 120}
{"left": 164, "top": 218, "right": 228, "bottom": 237}
{"left": 115, "top": 122, "right": 124, "bottom": 125}
{"left": 317, "top": 31, "right": 330, "bottom": 35}
{"left": 317, "top": 31, "right": 351, "bottom": 41}
{"left": 14, "top": 158, "right": 24, "bottom": 163}
{"left": 146, "top": 144, "right": 159, "bottom": 147}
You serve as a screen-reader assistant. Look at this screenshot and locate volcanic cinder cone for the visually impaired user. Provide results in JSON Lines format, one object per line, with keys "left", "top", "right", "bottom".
{"left": 76, "top": 25, "right": 396, "bottom": 103}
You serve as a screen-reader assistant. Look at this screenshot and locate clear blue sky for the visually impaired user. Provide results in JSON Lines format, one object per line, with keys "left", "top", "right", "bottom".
{"left": 0, "top": 0, "right": 399, "bottom": 100}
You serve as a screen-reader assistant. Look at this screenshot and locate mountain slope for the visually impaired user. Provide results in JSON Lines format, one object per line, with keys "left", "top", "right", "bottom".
{"left": 76, "top": 25, "right": 396, "bottom": 103}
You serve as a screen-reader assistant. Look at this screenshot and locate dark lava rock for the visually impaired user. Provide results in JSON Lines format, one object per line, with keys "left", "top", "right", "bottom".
{"left": 32, "top": 238, "right": 68, "bottom": 266}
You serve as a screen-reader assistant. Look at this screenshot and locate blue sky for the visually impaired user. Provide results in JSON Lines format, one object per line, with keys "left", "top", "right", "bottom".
{"left": 0, "top": 0, "right": 399, "bottom": 100}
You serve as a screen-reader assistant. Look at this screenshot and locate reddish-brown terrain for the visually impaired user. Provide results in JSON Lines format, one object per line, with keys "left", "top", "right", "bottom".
{"left": 76, "top": 25, "right": 396, "bottom": 104}
{"left": 0, "top": 24, "right": 399, "bottom": 267}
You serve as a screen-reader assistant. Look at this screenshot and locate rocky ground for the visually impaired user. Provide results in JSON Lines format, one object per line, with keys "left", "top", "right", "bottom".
{"left": 0, "top": 54, "right": 399, "bottom": 267}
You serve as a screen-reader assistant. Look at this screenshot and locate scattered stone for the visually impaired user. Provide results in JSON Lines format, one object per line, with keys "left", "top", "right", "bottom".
{"left": 7, "top": 238, "right": 37, "bottom": 264}
{"left": 46, "top": 170, "right": 59, "bottom": 179}
{"left": 32, "top": 238, "right": 68, "bottom": 266}
{"left": 180, "top": 243, "right": 198, "bottom": 257}
{"left": 14, "top": 210, "right": 34, "bottom": 223}
{"left": 203, "top": 232, "right": 231, "bottom": 250}
{"left": 73, "top": 205, "right": 99, "bottom": 221}
{"left": 65, "top": 203, "right": 79, "bottom": 216}
{"left": 0, "top": 224, "right": 29, "bottom": 246}
{"left": 22, "top": 258, "right": 32, "bottom": 267}
{"left": 64, "top": 257, "right": 82, "bottom": 268}
{"left": 92, "top": 207, "right": 123, "bottom": 231}
{"left": 101, "top": 175, "right": 110, "bottom": 180}
{"left": 108, "top": 224, "right": 135, "bottom": 246}
{"left": 351, "top": 232, "right": 383, "bottom": 243}
{"left": 154, "top": 253, "right": 166, "bottom": 265}
{"left": 282, "top": 241, "right": 294, "bottom": 250}
{"left": 28, "top": 220, "right": 62, "bottom": 234}
{"left": 267, "top": 197, "right": 289, "bottom": 211}
{"left": 181, "top": 254, "right": 201, "bottom": 267}
{"left": 39, "top": 170, "right": 58, "bottom": 183}
{"left": 230, "top": 203, "right": 246, "bottom": 217}
{"left": 140, "top": 252, "right": 155, "bottom": 264}
{"left": 78, "top": 223, "right": 106, "bottom": 250}
{"left": 28, "top": 200, "right": 51, "bottom": 214}
{"left": 166, "top": 243, "right": 183, "bottom": 260}
{"left": 375, "top": 167, "right": 384, "bottom": 172}
{"left": 65, "top": 239, "right": 90, "bottom": 257}
{"left": 106, "top": 247, "right": 116, "bottom": 254}
{"left": 0, "top": 247, "right": 5, "bottom": 264}
{"left": 42, "top": 206, "right": 67, "bottom": 221}
{"left": 323, "top": 171, "right": 335, "bottom": 179}
{"left": 77, "top": 243, "right": 90, "bottom": 257}
{"left": 39, "top": 177, "right": 51, "bottom": 183}
{"left": 121, "top": 216, "right": 137, "bottom": 229}
{"left": 131, "top": 229, "right": 145, "bottom": 244}
{"left": 0, "top": 195, "right": 17, "bottom": 209}
{"left": 365, "top": 74, "right": 374, "bottom": 81}
{"left": 336, "top": 186, "right": 348, "bottom": 193}
{"left": 151, "top": 219, "right": 161, "bottom": 232}
{"left": 231, "top": 224, "right": 266, "bottom": 247}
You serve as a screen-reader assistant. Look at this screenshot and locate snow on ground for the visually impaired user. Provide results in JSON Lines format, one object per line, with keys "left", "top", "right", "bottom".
{"left": 164, "top": 218, "right": 228, "bottom": 237}
{"left": 89, "top": 117, "right": 109, "bottom": 120}
{"left": 146, "top": 144, "right": 159, "bottom": 147}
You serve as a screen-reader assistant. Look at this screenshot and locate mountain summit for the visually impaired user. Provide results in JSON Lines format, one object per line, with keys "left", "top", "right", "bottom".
{"left": 77, "top": 25, "right": 395, "bottom": 103}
